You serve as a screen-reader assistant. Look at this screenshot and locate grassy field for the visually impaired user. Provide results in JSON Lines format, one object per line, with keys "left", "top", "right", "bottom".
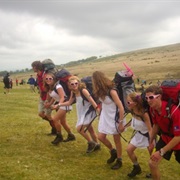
{"left": 1, "top": 43, "right": 180, "bottom": 179}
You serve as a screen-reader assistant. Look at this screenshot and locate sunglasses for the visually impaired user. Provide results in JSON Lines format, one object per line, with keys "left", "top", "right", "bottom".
{"left": 45, "top": 77, "right": 53, "bottom": 81}
{"left": 70, "top": 82, "right": 78, "bottom": 86}
{"left": 127, "top": 101, "right": 134, "bottom": 105}
{"left": 145, "top": 94, "right": 159, "bottom": 100}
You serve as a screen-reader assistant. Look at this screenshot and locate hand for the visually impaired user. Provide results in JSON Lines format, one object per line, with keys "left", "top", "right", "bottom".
{"left": 118, "top": 124, "right": 125, "bottom": 133}
{"left": 44, "top": 102, "right": 51, "bottom": 108}
{"left": 50, "top": 105, "right": 58, "bottom": 110}
{"left": 150, "top": 151, "right": 162, "bottom": 163}
{"left": 96, "top": 108, "right": 101, "bottom": 116}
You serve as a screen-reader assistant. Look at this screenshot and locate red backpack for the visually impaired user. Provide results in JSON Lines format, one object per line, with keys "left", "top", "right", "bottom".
{"left": 160, "top": 79, "right": 180, "bottom": 136}
{"left": 161, "top": 79, "right": 180, "bottom": 105}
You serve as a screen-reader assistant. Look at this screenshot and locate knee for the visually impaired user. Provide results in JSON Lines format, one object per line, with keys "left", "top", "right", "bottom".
{"left": 148, "top": 159, "right": 157, "bottom": 170}
{"left": 126, "top": 147, "right": 131, "bottom": 154}
{"left": 76, "top": 126, "right": 82, "bottom": 133}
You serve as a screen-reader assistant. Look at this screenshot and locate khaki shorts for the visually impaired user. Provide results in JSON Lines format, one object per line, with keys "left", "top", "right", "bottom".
{"left": 38, "top": 98, "right": 52, "bottom": 115}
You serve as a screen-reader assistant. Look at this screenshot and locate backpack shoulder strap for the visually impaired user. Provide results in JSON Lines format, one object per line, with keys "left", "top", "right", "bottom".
{"left": 80, "top": 88, "right": 88, "bottom": 105}
{"left": 108, "top": 88, "right": 118, "bottom": 100}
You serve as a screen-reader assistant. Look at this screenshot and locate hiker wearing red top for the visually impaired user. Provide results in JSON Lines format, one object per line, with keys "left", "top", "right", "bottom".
{"left": 31, "top": 61, "right": 56, "bottom": 135}
{"left": 145, "top": 85, "right": 180, "bottom": 180}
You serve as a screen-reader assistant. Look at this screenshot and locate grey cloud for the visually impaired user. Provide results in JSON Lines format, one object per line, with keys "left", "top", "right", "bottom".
{"left": 0, "top": 0, "right": 180, "bottom": 71}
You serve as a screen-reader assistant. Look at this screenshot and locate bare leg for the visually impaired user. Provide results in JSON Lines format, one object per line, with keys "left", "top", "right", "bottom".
{"left": 98, "top": 133, "right": 113, "bottom": 150}
{"left": 149, "top": 158, "right": 161, "bottom": 180}
{"left": 87, "top": 125, "right": 98, "bottom": 143}
{"left": 126, "top": 143, "right": 137, "bottom": 163}
{"left": 77, "top": 125, "right": 91, "bottom": 142}
{"left": 113, "top": 134, "right": 122, "bottom": 158}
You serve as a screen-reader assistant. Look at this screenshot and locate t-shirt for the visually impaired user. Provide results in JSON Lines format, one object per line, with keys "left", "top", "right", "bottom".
{"left": 37, "top": 71, "right": 46, "bottom": 101}
{"left": 150, "top": 101, "right": 180, "bottom": 150}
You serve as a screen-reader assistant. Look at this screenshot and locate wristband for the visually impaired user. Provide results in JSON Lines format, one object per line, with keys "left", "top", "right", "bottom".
{"left": 159, "top": 148, "right": 165, "bottom": 156}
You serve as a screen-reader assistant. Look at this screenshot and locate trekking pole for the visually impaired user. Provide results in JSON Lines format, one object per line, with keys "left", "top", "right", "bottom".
{"left": 84, "top": 115, "right": 99, "bottom": 133}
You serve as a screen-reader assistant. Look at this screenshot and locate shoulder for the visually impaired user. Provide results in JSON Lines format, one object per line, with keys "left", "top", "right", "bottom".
{"left": 81, "top": 88, "right": 88, "bottom": 93}
{"left": 55, "top": 82, "right": 62, "bottom": 89}
{"left": 109, "top": 88, "right": 118, "bottom": 95}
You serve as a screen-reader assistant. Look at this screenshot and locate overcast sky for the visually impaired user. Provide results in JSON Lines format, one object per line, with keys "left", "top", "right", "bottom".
{"left": 0, "top": 0, "right": 180, "bottom": 71}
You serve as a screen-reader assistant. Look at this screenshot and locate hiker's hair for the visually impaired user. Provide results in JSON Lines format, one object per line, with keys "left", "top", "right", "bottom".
{"left": 128, "top": 92, "right": 144, "bottom": 112}
{"left": 68, "top": 76, "right": 86, "bottom": 91}
{"left": 31, "top": 61, "right": 44, "bottom": 71}
{"left": 92, "top": 71, "right": 114, "bottom": 100}
{"left": 43, "top": 73, "right": 57, "bottom": 92}
{"left": 145, "top": 85, "right": 163, "bottom": 95}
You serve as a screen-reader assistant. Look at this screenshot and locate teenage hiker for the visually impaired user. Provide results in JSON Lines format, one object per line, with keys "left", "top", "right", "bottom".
{"left": 58, "top": 76, "right": 100, "bottom": 153}
{"left": 92, "top": 71, "right": 125, "bottom": 170}
{"left": 43, "top": 73, "right": 75, "bottom": 145}
{"left": 27, "top": 75, "right": 36, "bottom": 92}
{"left": 123, "top": 92, "right": 153, "bottom": 178}
{"left": 145, "top": 85, "right": 180, "bottom": 180}
{"left": 3, "top": 72, "right": 10, "bottom": 94}
{"left": 31, "top": 61, "right": 56, "bottom": 135}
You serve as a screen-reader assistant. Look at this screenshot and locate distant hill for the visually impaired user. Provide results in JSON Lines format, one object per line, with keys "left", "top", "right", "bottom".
{"left": 63, "top": 43, "right": 180, "bottom": 83}
{"left": 2, "top": 43, "right": 180, "bottom": 84}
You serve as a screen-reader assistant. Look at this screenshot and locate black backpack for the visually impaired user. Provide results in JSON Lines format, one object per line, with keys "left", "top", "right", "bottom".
{"left": 54, "top": 68, "right": 75, "bottom": 104}
{"left": 113, "top": 70, "right": 136, "bottom": 113}
{"left": 80, "top": 76, "right": 100, "bottom": 105}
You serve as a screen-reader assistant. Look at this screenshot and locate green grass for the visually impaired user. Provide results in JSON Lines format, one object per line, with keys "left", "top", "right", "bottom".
{"left": 0, "top": 83, "right": 179, "bottom": 180}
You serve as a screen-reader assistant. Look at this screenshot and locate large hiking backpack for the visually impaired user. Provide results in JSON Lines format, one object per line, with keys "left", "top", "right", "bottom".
{"left": 113, "top": 70, "right": 135, "bottom": 113}
{"left": 42, "top": 59, "right": 57, "bottom": 74}
{"left": 161, "top": 79, "right": 180, "bottom": 106}
{"left": 161, "top": 79, "right": 180, "bottom": 119}
{"left": 80, "top": 76, "right": 100, "bottom": 105}
{"left": 142, "top": 80, "right": 180, "bottom": 136}
{"left": 54, "top": 68, "right": 73, "bottom": 102}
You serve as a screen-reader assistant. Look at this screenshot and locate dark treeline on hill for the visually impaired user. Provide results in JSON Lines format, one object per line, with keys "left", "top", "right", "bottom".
{"left": 63, "top": 56, "right": 98, "bottom": 67}
{"left": 1, "top": 43, "right": 180, "bottom": 77}
{"left": 0, "top": 68, "right": 32, "bottom": 77}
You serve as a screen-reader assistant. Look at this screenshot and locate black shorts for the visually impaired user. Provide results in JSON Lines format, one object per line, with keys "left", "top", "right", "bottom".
{"left": 156, "top": 137, "right": 180, "bottom": 163}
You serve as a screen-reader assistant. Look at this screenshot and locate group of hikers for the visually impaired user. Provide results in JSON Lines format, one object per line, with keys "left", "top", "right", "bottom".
{"left": 31, "top": 60, "right": 180, "bottom": 180}
{"left": 2, "top": 73, "right": 38, "bottom": 93}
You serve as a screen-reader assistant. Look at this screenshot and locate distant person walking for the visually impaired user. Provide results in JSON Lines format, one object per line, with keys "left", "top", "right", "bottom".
{"left": 16, "top": 79, "right": 18, "bottom": 86}
{"left": 27, "top": 75, "right": 36, "bottom": 92}
{"left": 92, "top": 71, "right": 125, "bottom": 170}
{"left": 3, "top": 73, "right": 10, "bottom": 94}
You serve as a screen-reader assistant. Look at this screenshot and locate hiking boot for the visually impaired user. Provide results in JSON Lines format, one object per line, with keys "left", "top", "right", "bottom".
{"left": 107, "top": 149, "right": 117, "bottom": 164}
{"left": 94, "top": 143, "right": 101, "bottom": 151}
{"left": 50, "top": 127, "right": 57, "bottom": 135}
{"left": 111, "top": 158, "right": 122, "bottom": 170}
{"left": 46, "top": 126, "right": 56, "bottom": 136}
{"left": 127, "top": 164, "right": 142, "bottom": 177}
{"left": 146, "top": 173, "right": 152, "bottom": 178}
{"left": 51, "top": 133, "right": 63, "bottom": 145}
{"left": 86, "top": 141, "right": 96, "bottom": 153}
{"left": 63, "top": 133, "right": 76, "bottom": 142}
